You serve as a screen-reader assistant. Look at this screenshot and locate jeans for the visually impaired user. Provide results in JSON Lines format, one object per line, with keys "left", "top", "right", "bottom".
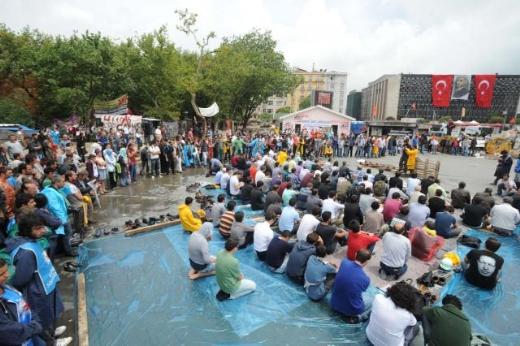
{"left": 230, "top": 279, "right": 256, "bottom": 299}
{"left": 107, "top": 171, "right": 117, "bottom": 189}
{"left": 60, "top": 223, "right": 73, "bottom": 255}
{"left": 151, "top": 158, "right": 160, "bottom": 176}
{"left": 380, "top": 261, "right": 408, "bottom": 279}
{"left": 129, "top": 164, "right": 137, "bottom": 182}
{"left": 202, "top": 152, "right": 208, "bottom": 166}
{"left": 270, "top": 255, "right": 289, "bottom": 273}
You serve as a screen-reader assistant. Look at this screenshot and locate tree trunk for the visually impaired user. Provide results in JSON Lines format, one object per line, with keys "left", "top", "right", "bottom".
{"left": 190, "top": 92, "right": 207, "bottom": 136}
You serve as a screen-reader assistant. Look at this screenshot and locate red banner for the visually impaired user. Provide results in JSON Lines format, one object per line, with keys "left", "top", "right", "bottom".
{"left": 431, "top": 75, "right": 453, "bottom": 107}
{"left": 474, "top": 74, "right": 496, "bottom": 108}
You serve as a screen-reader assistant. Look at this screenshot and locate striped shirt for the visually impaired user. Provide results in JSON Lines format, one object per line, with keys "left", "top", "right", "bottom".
{"left": 219, "top": 211, "right": 235, "bottom": 238}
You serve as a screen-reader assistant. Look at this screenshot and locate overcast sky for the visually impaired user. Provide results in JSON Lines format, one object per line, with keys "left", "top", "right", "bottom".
{"left": 2, "top": 0, "right": 520, "bottom": 92}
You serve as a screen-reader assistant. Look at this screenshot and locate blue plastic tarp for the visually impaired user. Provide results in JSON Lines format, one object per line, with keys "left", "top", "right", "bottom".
{"left": 440, "top": 229, "right": 520, "bottom": 346}
{"left": 78, "top": 224, "right": 378, "bottom": 345}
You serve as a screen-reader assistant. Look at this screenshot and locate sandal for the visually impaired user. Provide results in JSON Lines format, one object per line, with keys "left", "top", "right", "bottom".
{"left": 65, "top": 261, "right": 80, "bottom": 268}
{"left": 63, "top": 262, "right": 77, "bottom": 272}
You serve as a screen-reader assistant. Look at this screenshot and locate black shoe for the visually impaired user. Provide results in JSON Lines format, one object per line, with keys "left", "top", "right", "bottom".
{"left": 71, "top": 238, "right": 83, "bottom": 246}
{"left": 216, "top": 290, "right": 230, "bottom": 301}
{"left": 95, "top": 228, "right": 103, "bottom": 238}
{"left": 103, "top": 228, "right": 110, "bottom": 235}
{"left": 142, "top": 218, "right": 149, "bottom": 225}
{"left": 111, "top": 227, "right": 120, "bottom": 233}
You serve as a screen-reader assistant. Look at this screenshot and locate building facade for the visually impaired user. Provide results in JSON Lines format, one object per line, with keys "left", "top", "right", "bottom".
{"left": 346, "top": 90, "right": 362, "bottom": 119}
{"left": 361, "top": 74, "right": 401, "bottom": 121}
{"left": 257, "top": 67, "right": 348, "bottom": 115}
{"left": 360, "top": 74, "right": 520, "bottom": 122}
{"left": 255, "top": 95, "right": 288, "bottom": 115}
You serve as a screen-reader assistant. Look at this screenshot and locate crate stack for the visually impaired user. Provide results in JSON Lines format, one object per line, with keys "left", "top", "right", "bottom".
{"left": 415, "top": 157, "right": 440, "bottom": 179}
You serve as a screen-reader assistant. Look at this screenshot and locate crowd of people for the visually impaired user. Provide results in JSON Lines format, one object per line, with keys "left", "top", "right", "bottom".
{"left": 182, "top": 132, "right": 513, "bottom": 345}
{"left": 0, "top": 122, "right": 514, "bottom": 345}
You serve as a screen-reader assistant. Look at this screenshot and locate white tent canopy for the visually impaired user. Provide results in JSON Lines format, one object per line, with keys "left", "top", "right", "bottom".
{"left": 198, "top": 102, "right": 219, "bottom": 117}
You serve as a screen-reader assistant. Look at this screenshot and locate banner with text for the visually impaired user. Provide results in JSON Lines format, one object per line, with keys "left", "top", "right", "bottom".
{"left": 93, "top": 95, "right": 129, "bottom": 114}
{"left": 95, "top": 114, "right": 142, "bottom": 130}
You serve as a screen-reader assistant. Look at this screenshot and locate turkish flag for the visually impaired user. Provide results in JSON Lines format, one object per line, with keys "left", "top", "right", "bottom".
{"left": 474, "top": 74, "right": 496, "bottom": 108}
{"left": 431, "top": 75, "right": 453, "bottom": 107}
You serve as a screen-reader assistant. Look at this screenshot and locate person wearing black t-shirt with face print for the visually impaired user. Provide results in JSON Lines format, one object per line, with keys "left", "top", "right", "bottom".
{"left": 463, "top": 237, "right": 504, "bottom": 290}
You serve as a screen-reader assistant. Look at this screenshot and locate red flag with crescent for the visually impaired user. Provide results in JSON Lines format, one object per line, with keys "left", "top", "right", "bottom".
{"left": 431, "top": 75, "right": 453, "bottom": 107}
{"left": 474, "top": 74, "right": 496, "bottom": 108}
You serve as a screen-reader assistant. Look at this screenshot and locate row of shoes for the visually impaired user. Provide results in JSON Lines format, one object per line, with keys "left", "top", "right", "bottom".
{"left": 186, "top": 182, "right": 202, "bottom": 193}
{"left": 195, "top": 192, "right": 214, "bottom": 208}
{"left": 124, "top": 214, "right": 178, "bottom": 229}
{"left": 94, "top": 227, "right": 120, "bottom": 238}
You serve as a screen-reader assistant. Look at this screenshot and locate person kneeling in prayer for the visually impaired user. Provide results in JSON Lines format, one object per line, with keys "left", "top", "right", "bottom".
{"left": 188, "top": 222, "right": 216, "bottom": 280}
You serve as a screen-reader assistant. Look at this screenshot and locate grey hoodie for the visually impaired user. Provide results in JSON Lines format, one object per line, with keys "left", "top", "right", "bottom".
{"left": 286, "top": 240, "right": 316, "bottom": 278}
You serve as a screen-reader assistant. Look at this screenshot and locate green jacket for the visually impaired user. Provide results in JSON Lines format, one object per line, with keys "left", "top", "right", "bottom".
{"left": 216, "top": 250, "right": 241, "bottom": 294}
{"left": 423, "top": 304, "right": 472, "bottom": 346}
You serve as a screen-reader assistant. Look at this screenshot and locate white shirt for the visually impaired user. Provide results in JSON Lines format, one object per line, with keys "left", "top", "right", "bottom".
{"left": 387, "top": 187, "right": 407, "bottom": 200}
{"left": 149, "top": 145, "right": 160, "bottom": 160}
{"left": 254, "top": 170, "right": 265, "bottom": 185}
{"left": 296, "top": 214, "right": 320, "bottom": 242}
{"left": 380, "top": 232, "right": 411, "bottom": 268}
{"left": 322, "top": 198, "right": 344, "bottom": 220}
{"left": 490, "top": 203, "right": 520, "bottom": 231}
{"left": 220, "top": 173, "right": 230, "bottom": 189}
{"left": 229, "top": 175, "right": 241, "bottom": 196}
{"left": 253, "top": 221, "right": 274, "bottom": 252}
{"left": 405, "top": 178, "right": 421, "bottom": 197}
{"left": 362, "top": 180, "right": 373, "bottom": 190}
{"left": 366, "top": 294, "right": 417, "bottom": 346}
{"left": 299, "top": 167, "right": 310, "bottom": 181}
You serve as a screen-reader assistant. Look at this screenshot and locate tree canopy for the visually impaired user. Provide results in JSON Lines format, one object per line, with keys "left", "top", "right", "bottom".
{"left": 0, "top": 16, "right": 297, "bottom": 128}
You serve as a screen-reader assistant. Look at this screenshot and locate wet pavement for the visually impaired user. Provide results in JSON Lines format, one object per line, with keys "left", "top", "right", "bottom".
{"left": 57, "top": 153, "right": 499, "bottom": 343}
{"left": 56, "top": 168, "right": 210, "bottom": 344}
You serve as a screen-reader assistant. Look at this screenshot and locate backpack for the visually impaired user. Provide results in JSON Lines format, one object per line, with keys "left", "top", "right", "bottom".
{"left": 457, "top": 235, "right": 481, "bottom": 249}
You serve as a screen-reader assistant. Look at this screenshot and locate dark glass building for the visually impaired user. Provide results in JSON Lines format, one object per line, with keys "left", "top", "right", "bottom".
{"left": 397, "top": 74, "right": 520, "bottom": 122}
{"left": 346, "top": 91, "right": 362, "bottom": 119}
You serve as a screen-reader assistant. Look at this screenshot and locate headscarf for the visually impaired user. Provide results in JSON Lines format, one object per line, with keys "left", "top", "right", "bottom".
{"left": 119, "top": 147, "right": 127, "bottom": 161}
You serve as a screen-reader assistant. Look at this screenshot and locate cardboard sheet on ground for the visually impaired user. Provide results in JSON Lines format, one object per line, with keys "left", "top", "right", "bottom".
{"left": 78, "top": 223, "right": 378, "bottom": 345}
{"left": 440, "top": 229, "right": 520, "bottom": 346}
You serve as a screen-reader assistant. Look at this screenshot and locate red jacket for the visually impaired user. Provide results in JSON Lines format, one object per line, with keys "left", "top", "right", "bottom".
{"left": 346, "top": 231, "right": 379, "bottom": 260}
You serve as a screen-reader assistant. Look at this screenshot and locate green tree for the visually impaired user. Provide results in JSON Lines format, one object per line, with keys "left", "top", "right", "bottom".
{"left": 276, "top": 106, "right": 291, "bottom": 113}
{"left": 122, "top": 27, "right": 186, "bottom": 120}
{"left": 0, "top": 98, "right": 34, "bottom": 126}
{"left": 299, "top": 95, "right": 311, "bottom": 110}
{"left": 205, "top": 30, "right": 298, "bottom": 128}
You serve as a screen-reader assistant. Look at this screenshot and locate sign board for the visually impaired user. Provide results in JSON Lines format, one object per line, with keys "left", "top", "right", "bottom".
{"left": 311, "top": 90, "right": 333, "bottom": 109}
{"left": 95, "top": 114, "right": 142, "bottom": 130}
{"left": 162, "top": 121, "right": 179, "bottom": 138}
{"left": 94, "top": 95, "right": 128, "bottom": 115}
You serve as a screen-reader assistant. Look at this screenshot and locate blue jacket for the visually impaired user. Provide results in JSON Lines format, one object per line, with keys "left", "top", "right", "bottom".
{"left": 5, "top": 237, "right": 63, "bottom": 333}
{"left": 41, "top": 187, "right": 67, "bottom": 235}
{"left": 515, "top": 159, "right": 520, "bottom": 174}
{"left": 0, "top": 285, "right": 45, "bottom": 346}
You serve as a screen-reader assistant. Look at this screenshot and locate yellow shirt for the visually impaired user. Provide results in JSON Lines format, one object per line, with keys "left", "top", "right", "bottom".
{"left": 277, "top": 150, "right": 288, "bottom": 165}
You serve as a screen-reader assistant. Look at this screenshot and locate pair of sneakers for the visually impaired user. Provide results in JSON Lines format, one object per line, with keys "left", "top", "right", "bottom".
{"left": 55, "top": 325, "right": 72, "bottom": 346}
